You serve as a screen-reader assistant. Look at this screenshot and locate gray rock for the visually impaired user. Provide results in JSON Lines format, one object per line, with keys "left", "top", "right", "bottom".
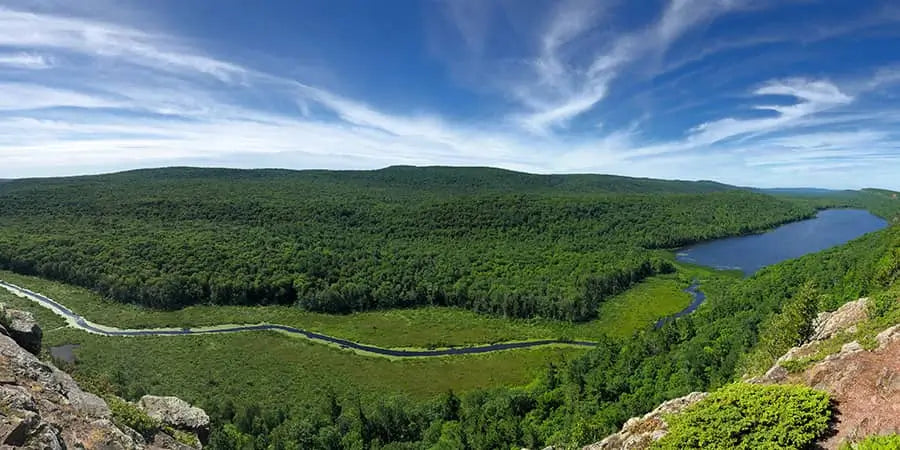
{"left": 760, "top": 364, "right": 789, "bottom": 384}
{"left": 68, "top": 389, "right": 113, "bottom": 418}
{"left": 4, "top": 309, "right": 42, "bottom": 355}
{"left": 876, "top": 324, "right": 900, "bottom": 347}
{"left": 583, "top": 392, "right": 708, "bottom": 449}
{"left": 138, "top": 395, "right": 210, "bottom": 442}
{"left": 0, "top": 410, "right": 39, "bottom": 446}
{"left": 840, "top": 341, "right": 864, "bottom": 354}
{"left": 0, "top": 333, "right": 138, "bottom": 449}
{"left": 31, "top": 425, "right": 66, "bottom": 450}
{"left": 811, "top": 298, "right": 869, "bottom": 341}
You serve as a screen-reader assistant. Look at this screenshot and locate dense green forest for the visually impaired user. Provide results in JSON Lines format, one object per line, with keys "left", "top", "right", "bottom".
{"left": 0, "top": 167, "right": 814, "bottom": 321}
{"left": 2, "top": 167, "right": 897, "bottom": 448}
{"left": 195, "top": 204, "right": 900, "bottom": 449}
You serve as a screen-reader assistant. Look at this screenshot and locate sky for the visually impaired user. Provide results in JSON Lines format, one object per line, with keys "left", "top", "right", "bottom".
{"left": 1, "top": 0, "right": 900, "bottom": 189}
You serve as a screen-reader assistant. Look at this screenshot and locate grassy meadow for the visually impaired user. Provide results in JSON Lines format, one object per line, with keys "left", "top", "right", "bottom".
{"left": 0, "top": 261, "right": 740, "bottom": 422}
{"left": 0, "top": 264, "right": 728, "bottom": 348}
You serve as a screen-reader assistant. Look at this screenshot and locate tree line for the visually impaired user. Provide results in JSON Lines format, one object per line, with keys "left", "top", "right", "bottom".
{"left": 0, "top": 167, "right": 816, "bottom": 321}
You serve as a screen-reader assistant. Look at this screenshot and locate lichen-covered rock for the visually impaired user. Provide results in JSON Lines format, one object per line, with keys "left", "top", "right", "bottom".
{"left": 0, "top": 332, "right": 140, "bottom": 449}
{"left": 138, "top": 395, "right": 210, "bottom": 442}
{"left": 583, "top": 392, "right": 708, "bottom": 450}
{"left": 875, "top": 324, "right": 900, "bottom": 347}
{"left": 811, "top": 298, "right": 869, "bottom": 341}
{"left": 4, "top": 308, "right": 42, "bottom": 355}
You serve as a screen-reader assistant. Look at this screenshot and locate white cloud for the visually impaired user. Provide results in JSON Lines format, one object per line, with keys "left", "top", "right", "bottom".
{"left": 0, "top": 7, "right": 246, "bottom": 82}
{"left": 687, "top": 78, "right": 853, "bottom": 145}
{"left": 0, "top": 52, "right": 52, "bottom": 69}
{"left": 0, "top": 4, "right": 898, "bottom": 190}
{"left": 512, "top": 0, "right": 751, "bottom": 133}
{"left": 0, "top": 82, "right": 117, "bottom": 110}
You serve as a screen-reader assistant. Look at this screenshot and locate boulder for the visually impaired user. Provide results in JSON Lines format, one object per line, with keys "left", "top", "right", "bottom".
{"left": 583, "top": 392, "right": 708, "bottom": 450}
{"left": 811, "top": 298, "right": 869, "bottom": 341}
{"left": 138, "top": 395, "right": 210, "bottom": 442}
{"left": 876, "top": 324, "right": 900, "bottom": 347}
{"left": 4, "top": 308, "right": 42, "bottom": 355}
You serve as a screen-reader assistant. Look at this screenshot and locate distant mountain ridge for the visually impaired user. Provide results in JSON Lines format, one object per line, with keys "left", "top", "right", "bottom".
{"left": 1, "top": 165, "right": 741, "bottom": 195}
{"left": 756, "top": 187, "right": 842, "bottom": 195}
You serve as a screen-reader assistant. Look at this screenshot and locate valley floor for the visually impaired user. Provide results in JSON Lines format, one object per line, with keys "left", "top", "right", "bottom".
{"left": 0, "top": 262, "right": 732, "bottom": 415}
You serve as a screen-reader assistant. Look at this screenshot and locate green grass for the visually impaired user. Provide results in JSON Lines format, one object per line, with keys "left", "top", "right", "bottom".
{"left": 0, "top": 259, "right": 746, "bottom": 447}
{"left": 590, "top": 276, "right": 692, "bottom": 338}
{"left": 0, "top": 266, "right": 722, "bottom": 348}
{"left": 41, "top": 327, "right": 585, "bottom": 410}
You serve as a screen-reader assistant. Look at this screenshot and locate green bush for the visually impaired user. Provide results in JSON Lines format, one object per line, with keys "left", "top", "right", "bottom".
{"left": 106, "top": 396, "right": 160, "bottom": 440}
{"left": 164, "top": 425, "right": 200, "bottom": 448}
{"left": 653, "top": 383, "right": 831, "bottom": 450}
{"left": 841, "top": 434, "right": 900, "bottom": 449}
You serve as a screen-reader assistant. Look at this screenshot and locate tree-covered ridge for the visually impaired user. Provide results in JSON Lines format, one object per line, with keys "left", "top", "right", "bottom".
{"left": 0, "top": 165, "right": 738, "bottom": 196}
{"left": 0, "top": 167, "right": 811, "bottom": 320}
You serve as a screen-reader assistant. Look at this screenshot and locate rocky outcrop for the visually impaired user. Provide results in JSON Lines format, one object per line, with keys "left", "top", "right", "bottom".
{"left": 746, "top": 297, "right": 900, "bottom": 447}
{"left": 876, "top": 324, "right": 900, "bottom": 347}
{"left": 582, "top": 392, "right": 708, "bottom": 450}
{"left": 0, "top": 304, "right": 208, "bottom": 449}
{"left": 754, "top": 298, "right": 872, "bottom": 385}
{"left": 767, "top": 326, "right": 900, "bottom": 448}
{"left": 810, "top": 298, "right": 869, "bottom": 341}
{"left": 138, "top": 396, "right": 210, "bottom": 443}
{"left": 740, "top": 296, "right": 899, "bottom": 448}
{"left": 0, "top": 329, "right": 139, "bottom": 448}
{"left": 1, "top": 308, "right": 42, "bottom": 355}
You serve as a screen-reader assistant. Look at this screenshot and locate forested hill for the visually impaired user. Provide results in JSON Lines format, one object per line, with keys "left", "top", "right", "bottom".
{"left": 0, "top": 166, "right": 814, "bottom": 319}
{"left": 0, "top": 165, "right": 739, "bottom": 195}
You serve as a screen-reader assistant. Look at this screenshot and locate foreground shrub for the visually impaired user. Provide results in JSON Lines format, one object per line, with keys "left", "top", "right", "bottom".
{"left": 654, "top": 383, "right": 831, "bottom": 450}
{"left": 107, "top": 396, "right": 160, "bottom": 440}
{"left": 841, "top": 434, "right": 900, "bottom": 450}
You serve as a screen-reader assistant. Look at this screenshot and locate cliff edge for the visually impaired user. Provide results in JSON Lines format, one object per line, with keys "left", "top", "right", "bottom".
{"left": 0, "top": 306, "right": 207, "bottom": 449}
{"left": 588, "top": 297, "right": 900, "bottom": 450}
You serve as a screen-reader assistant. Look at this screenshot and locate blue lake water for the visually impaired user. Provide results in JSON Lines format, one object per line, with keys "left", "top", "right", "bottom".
{"left": 676, "top": 209, "right": 888, "bottom": 275}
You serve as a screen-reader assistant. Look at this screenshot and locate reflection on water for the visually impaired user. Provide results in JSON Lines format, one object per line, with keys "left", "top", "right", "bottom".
{"left": 677, "top": 209, "right": 887, "bottom": 275}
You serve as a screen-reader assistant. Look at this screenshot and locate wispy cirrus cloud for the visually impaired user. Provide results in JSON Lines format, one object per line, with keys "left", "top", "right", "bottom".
{"left": 687, "top": 78, "right": 854, "bottom": 145}
{"left": 440, "top": 0, "right": 758, "bottom": 133}
{"left": 0, "top": 7, "right": 246, "bottom": 83}
{"left": 1, "top": 2, "right": 900, "bottom": 190}
{"left": 0, "top": 52, "right": 53, "bottom": 69}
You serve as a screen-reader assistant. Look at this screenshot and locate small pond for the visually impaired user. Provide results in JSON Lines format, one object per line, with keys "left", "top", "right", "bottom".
{"left": 50, "top": 344, "right": 80, "bottom": 364}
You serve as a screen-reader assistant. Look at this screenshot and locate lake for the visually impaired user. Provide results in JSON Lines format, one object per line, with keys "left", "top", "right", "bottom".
{"left": 676, "top": 209, "right": 888, "bottom": 275}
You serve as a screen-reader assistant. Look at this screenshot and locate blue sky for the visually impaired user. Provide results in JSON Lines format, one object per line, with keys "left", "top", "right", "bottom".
{"left": 1, "top": 0, "right": 900, "bottom": 188}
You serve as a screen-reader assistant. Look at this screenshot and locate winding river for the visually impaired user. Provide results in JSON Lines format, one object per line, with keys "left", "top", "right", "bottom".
{"left": 0, "top": 280, "right": 596, "bottom": 358}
